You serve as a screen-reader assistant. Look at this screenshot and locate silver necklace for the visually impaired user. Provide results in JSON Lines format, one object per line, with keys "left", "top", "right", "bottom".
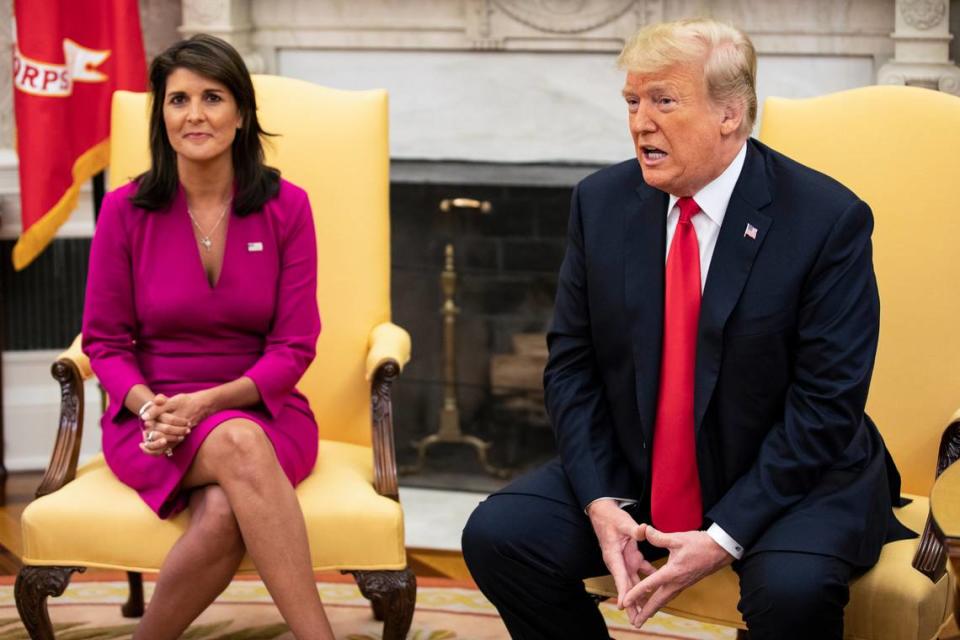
{"left": 187, "top": 199, "right": 231, "bottom": 251}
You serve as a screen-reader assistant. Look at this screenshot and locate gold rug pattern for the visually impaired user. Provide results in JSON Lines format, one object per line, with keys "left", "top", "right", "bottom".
{"left": 0, "top": 578, "right": 735, "bottom": 639}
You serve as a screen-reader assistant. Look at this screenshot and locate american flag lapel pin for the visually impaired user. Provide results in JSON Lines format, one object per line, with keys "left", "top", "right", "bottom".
{"left": 247, "top": 241, "right": 263, "bottom": 252}
{"left": 743, "top": 223, "right": 758, "bottom": 240}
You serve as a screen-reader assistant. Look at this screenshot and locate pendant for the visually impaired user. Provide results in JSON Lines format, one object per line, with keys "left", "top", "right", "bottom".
{"left": 200, "top": 237, "right": 213, "bottom": 250}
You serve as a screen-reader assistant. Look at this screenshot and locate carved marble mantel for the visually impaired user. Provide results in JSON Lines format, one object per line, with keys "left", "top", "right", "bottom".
{"left": 181, "top": 0, "right": 905, "bottom": 69}
{"left": 180, "top": 0, "right": 264, "bottom": 72}
{"left": 878, "top": 0, "right": 960, "bottom": 94}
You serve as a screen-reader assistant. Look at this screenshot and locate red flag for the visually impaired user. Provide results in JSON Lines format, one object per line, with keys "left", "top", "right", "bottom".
{"left": 11, "top": 0, "right": 146, "bottom": 270}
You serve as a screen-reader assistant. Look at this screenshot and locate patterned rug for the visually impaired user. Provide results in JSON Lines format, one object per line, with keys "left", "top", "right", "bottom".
{"left": 0, "top": 573, "right": 735, "bottom": 639}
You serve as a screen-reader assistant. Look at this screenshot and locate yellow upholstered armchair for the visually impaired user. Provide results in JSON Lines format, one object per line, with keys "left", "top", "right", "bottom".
{"left": 585, "top": 85, "right": 960, "bottom": 639}
{"left": 15, "top": 76, "right": 416, "bottom": 639}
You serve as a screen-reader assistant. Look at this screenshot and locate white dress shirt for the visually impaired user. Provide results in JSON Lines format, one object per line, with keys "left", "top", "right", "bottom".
{"left": 588, "top": 142, "right": 748, "bottom": 560}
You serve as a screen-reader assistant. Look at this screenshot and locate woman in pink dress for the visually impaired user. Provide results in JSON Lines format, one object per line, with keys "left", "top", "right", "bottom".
{"left": 82, "top": 34, "right": 335, "bottom": 639}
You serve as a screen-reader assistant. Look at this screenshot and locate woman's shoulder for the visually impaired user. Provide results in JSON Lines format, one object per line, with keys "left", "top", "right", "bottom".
{"left": 273, "top": 178, "right": 310, "bottom": 207}
{"left": 104, "top": 180, "right": 140, "bottom": 206}
{"left": 97, "top": 181, "right": 144, "bottom": 227}
{"left": 264, "top": 178, "right": 312, "bottom": 224}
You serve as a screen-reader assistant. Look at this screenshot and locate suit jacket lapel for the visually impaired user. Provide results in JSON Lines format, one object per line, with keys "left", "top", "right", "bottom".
{"left": 694, "top": 141, "right": 773, "bottom": 434}
{"left": 625, "top": 184, "right": 668, "bottom": 443}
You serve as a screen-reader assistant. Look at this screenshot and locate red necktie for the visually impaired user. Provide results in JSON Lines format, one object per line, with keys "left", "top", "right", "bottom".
{"left": 650, "top": 196, "right": 703, "bottom": 532}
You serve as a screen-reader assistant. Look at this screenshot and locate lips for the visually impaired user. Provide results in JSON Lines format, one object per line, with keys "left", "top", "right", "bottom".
{"left": 642, "top": 145, "right": 667, "bottom": 160}
{"left": 184, "top": 132, "right": 211, "bottom": 139}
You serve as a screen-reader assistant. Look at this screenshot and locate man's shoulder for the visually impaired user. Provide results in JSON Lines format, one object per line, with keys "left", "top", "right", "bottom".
{"left": 576, "top": 158, "right": 645, "bottom": 202}
{"left": 752, "top": 139, "right": 861, "bottom": 213}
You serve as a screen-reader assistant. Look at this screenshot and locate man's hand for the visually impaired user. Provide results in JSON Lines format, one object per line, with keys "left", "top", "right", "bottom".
{"left": 586, "top": 499, "right": 657, "bottom": 620}
{"left": 622, "top": 526, "right": 734, "bottom": 628}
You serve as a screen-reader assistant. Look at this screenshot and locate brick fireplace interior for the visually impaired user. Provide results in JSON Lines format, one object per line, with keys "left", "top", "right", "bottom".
{"left": 390, "top": 164, "right": 591, "bottom": 493}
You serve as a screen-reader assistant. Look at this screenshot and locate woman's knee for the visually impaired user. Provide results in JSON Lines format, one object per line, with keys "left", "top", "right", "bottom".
{"left": 190, "top": 486, "right": 243, "bottom": 554}
{"left": 202, "top": 419, "right": 277, "bottom": 480}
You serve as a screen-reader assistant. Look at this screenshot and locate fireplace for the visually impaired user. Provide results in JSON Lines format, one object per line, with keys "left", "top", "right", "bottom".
{"left": 389, "top": 162, "right": 596, "bottom": 492}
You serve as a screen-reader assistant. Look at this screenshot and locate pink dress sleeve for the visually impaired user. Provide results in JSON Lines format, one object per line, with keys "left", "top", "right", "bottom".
{"left": 243, "top": 188, "right": 321, "bottom": 417}
{"left": 82, "top": 189, "right": 148, "bottom": 419}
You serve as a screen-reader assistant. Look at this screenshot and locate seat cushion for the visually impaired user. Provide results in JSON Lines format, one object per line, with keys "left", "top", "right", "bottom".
{"left": 21, "top": 439, "right": 406, "bottom": 573}
{"left": 584, "top": 496, "right": 954, "bottom": 639}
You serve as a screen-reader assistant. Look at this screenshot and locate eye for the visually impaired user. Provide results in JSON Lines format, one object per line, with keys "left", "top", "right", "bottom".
{"left": 656, "top": 96, "right": 676, "bottom": 108}
{"left": 625, "top": 97, "right": 640, "bottom": 113}
{"left": 205, "top": 93, "right": 223, "bottom": 103}
{"left": 168, "top": 94, "right": 186, "bottom": 105}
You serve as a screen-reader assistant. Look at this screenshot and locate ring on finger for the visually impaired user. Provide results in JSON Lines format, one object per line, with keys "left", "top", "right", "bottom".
{"left": 144, "top": 430, "right": 155, "bottom": 443}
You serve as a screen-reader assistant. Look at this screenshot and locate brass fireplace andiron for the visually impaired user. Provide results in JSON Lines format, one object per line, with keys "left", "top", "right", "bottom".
{"left": 402, "top": 197, "right": 510, "bottom": 479}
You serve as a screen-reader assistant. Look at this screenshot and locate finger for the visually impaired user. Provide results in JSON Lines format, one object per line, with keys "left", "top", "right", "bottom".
{"left": 616, "top": 519, "right": 645, "bottom": 541}
{"left": 156, "top": 412, "right": 191, "bottom": 427}
{"left": 644, "top": 526, "right": 674, "bottom": 550}
{"left": 139, "top": 442, "right": 165, "bottom": 456}
{"left": 636, "top": 556, "right": 657, "bottom": 577}
{"left": 623, "top": 569, "right": 672, "bottom": 608}
{"left": 604, "top": 550, "right": 632, "bottom": 610}
{"left": 153, "top": 423, "right": 191, "bottom": 437}
{"left": 153, "top": 394, "right": 168, "bottom": 405}
{"left": 623, "top": 542, "right": 652, "bottom": 584}
{"left": 635, "top": 585, "right": 677, "bottom": 628}
{"left": 599, "top": 539, "right": 635, "bottom": 610}
{"left": 142, "top": 432, "right": 169, "bottom": 450}
{"left": 147, "top": 438, "right": 169, "bottom": 451}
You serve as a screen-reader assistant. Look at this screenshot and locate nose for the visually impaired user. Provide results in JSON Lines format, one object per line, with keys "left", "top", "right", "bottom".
{"left": 630, "top": 102, "right": 657, "bottom": 135}
{"left": 187, "top": 98, "right": 204, "bottom": 122}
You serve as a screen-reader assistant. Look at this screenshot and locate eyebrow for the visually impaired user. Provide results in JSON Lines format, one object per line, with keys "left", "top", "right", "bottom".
{"left": 166, "top": 88, "right": 226, "bottom": 95}
{"left": 621, "top": 82, "right": 676, "bottom": 97}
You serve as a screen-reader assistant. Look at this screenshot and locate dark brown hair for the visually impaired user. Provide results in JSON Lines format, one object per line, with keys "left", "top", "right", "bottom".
{"left": 131, "top": 34, "right": 279, "bottom": 215}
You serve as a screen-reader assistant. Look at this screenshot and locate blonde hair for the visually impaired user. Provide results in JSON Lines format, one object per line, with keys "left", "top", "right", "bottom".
{"left": 618, "top": 18, "right": 757, "bottom": 136}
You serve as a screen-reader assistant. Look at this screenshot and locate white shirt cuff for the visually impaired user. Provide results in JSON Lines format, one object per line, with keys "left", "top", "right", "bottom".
{"left": 707, "top": 523, "right": 744, "bottom": 560}
{"left": 584, "top": 497, "right": 637, "bottom": 515}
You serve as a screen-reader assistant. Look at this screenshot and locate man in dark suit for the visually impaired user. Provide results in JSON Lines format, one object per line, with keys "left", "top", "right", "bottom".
{"left": 462, "top": 17, "right": 912, "bottom": 640}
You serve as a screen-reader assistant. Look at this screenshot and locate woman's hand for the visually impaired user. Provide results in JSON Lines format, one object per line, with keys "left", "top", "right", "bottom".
{"left": 139, "top": 391, "right": 213, "bottom": 456}
{"left": 149, "top": 391, "right": 215, "bottom": 426}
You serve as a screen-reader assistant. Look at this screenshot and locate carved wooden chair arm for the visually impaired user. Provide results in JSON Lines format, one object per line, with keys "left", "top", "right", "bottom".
{"left": 38, "top": 335, "right": 93, "bottom": 498}
{"left": 366, "top": 323, "right": 411, "bottom": 503}
{"left": 365, "top": 322, "right": 411, "bottom": 381}
{"left": 911, "top": 409, "right": 960, "bottom": 582}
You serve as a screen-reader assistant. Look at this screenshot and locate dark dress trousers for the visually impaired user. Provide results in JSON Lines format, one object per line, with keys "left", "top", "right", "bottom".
{"left": 463, "top": 139, "right": 914, "bottom": 640}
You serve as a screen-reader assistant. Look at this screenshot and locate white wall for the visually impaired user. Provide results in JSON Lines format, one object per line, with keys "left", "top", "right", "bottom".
{"left": 2, "top": 350, "right": 104, "bottom": 472}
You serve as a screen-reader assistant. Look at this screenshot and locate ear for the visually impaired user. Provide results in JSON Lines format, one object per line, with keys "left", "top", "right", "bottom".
{"left": 719, "top": 102, "right": 744, "bottom": 136}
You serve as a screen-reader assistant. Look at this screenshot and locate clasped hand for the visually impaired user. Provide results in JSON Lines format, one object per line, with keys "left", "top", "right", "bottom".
{"left": 587, "top": 500, "right": 734, "bottom": 629}
{"left": 139, "top": 392, "right": 210, "bottom": 456}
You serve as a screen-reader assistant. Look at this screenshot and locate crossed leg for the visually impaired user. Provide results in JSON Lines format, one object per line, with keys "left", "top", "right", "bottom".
{"left": 133, "top": 485, "right": 245, "bottom": 639}
{"left": 134, "top": 418, "right": 334, "bottom": 640}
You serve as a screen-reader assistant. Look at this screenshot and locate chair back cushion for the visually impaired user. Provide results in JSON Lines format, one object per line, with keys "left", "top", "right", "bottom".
{"left": 108, "top": 76, "right": 391, "bottom": 446}
{"left": 758, "top": 86, "right": 960, "bottom": 495}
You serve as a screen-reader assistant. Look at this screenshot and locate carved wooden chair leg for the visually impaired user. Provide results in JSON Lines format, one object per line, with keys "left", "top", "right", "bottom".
{"left": 122, "top": 571, "right": 145, "bottom": 617}
{"left": 15, "top": 566, "right": 85, "bottom": 640}
{"left": 350, "top": 569, "right": 417, "bottom": 640}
